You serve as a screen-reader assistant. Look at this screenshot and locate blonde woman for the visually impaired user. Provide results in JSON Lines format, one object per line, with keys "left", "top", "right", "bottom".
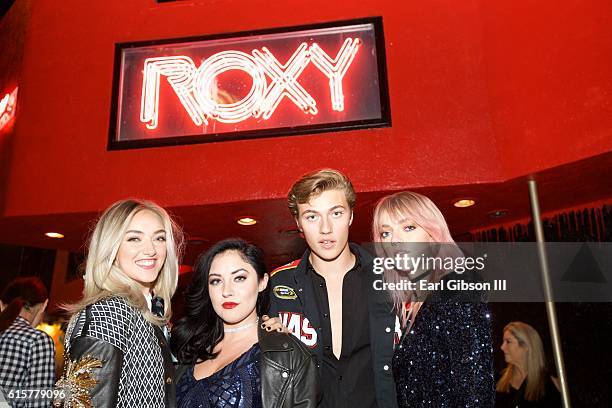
{"left": 372, "top": 191, "right": 494, "bottom": 407}
{"left": 496, "top": 322, "right": 561, "bottom": 407}
{"left": 56, "top": 199, "right": 183, "bottom": 408}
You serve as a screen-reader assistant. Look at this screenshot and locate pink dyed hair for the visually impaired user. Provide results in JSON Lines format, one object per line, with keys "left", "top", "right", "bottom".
{"left": 372, "top": 191, "right": 463, "bottom": 326}
{"left": 372, "top": 191, "right": 454, "bottom": 243}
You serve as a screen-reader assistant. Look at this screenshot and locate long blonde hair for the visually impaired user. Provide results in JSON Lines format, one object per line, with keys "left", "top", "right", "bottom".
{"left": 65, "top": 199, "right": 184, "bottom": 325}
{"left": 372, "top": 191, "right": 463, "bottom": 327}
{"left": 496, "top": 321, "right": 547, "bottom": 401}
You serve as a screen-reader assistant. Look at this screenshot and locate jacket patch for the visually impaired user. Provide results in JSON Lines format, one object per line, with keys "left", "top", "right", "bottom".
{"left": 273, "top": 285, "right": 298, "bottom": 300}
{"left": 55, "top": 354, "right": 103, "bottom": 407}
{"left": 279, "top": 312, "right": 317, "bottom": 348}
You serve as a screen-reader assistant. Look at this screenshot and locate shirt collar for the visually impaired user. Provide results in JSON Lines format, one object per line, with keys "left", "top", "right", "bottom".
{"left": 15, "top": 315, "right": 31, "bottom": 326}
{"left": 305, "top": 248, "right": 361, "bottom": 276}
{"left": 144, "top": 292, "right": 153, "bottom": 310}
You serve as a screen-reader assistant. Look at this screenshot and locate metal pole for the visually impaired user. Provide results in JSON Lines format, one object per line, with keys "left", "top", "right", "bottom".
{"left": 528, "top": 179, "right": 571, "bottom": 407}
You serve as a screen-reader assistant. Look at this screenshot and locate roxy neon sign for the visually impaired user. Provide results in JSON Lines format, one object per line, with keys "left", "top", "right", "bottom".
{"left": 140, "top": 38, "right": 361, "bottom": 127}
{"left": 110, "top": 18, "right": 390, "bottom": 149}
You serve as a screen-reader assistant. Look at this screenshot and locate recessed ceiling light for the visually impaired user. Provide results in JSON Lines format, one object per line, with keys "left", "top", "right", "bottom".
{"left": 488, "top": 209, "right": 509, "bottom": 219}
{"left": 453, "top": 199, "right": 476, "bottom": 208}
{"left": 237, "top": 217, "right": 257, "bottom": 226}
{"left": 45, "top": 232, "right": 64, "bottom": 238}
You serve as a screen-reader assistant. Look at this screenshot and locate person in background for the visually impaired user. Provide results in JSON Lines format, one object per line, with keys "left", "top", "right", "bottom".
{"left": 372, "top": 191, "right": 495, "bottom": 407}
{"left": 57, "top": 199, "right": 183, "bottom": 408}
{"left": 0, "top": 277, "right": 55, "bottom": 408}
{"left": 171, "top": 238, "right": 319, "bottom": 408}
{"left": 496, "top": 321, "right": 561, "bottom": 407}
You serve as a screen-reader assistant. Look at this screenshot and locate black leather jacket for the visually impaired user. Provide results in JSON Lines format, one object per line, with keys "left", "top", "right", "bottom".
{"left": 258, "top": 325, "right": 320, "bottom": 407}
{"left": 176, "top": 325, "right": 320, "bottom": 407}
{"left": 269, "top": 244, "right": 398, "bottom": 408}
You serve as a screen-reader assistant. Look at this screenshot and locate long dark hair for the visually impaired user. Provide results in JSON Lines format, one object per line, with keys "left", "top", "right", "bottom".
{"left": 0, "top": 277, "right": 48, "bottom": 332}
{"left": 171, "top": 238, "right": 270, "bottom": 364}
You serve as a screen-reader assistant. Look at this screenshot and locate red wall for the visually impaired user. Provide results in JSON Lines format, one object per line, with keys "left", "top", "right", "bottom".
{"left": 2, "top": 0, "right": 611, "bottom": 217}
{"left": 0, "top": 0, "right": 30, "bottom": 213}
{"left": 481, "top": 1, "right": 612, "bottom": 176}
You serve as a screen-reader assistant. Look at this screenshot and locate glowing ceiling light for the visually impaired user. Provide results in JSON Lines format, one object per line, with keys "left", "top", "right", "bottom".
{"left": 453, "top": 199, "right": 476, "bottom": 208}
{"left": 237, "top": 217, "right": 257, "bottom": 226}
{"left": 488, "top": 209, "right": 508, "bottom": 218}
{"left": 45, "top": 232, "right": 65, "bottom": 238}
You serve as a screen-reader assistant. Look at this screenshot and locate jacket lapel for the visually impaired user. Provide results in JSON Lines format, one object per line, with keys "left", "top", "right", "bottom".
{"left": 293, "top": 259, "right": 322, "bottom": 333}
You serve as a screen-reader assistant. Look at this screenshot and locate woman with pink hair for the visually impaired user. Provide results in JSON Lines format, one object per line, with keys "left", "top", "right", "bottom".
{"left": 372, "top": 191, "right": 495, "bottom": 407}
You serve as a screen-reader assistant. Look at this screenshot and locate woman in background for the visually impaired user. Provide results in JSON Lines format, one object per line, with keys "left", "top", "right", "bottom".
{"left": 171, "top": 238, "right": 319, "bottom": 408}
{"left": 496, "top": 321, "right": 561, "bottom": 407}
{"left": 0, "top": 277, "right": 55, "bottom": 408}
{"left": 58, "top": 199, "right": 183, "bottom": 407}
{"left": 372, "top": 191, "right": 495, "bottom": 407}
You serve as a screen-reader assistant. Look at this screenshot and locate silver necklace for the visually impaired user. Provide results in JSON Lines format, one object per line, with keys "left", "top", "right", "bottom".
{"left": 224, "top": 317, "right": 259, "bottom": 333}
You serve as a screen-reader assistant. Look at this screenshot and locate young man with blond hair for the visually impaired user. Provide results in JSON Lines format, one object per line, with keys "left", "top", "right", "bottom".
{"left": 269, "top": 169, "right": 397, "bottom": 408}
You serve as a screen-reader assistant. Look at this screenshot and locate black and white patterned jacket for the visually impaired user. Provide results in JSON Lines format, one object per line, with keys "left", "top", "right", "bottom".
{"left": 0, "top": 316, "right": 56, "bottom": 408}
{"left": 59, "top": 297, "right": 175, "bottom": 408}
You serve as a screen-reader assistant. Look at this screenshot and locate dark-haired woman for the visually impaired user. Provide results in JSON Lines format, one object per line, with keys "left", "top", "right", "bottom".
{"left": 0, "top": 277, "right": 55, "bottom": 408}
{"left": 171, "top": 238, "right": 319, "bottom": 408}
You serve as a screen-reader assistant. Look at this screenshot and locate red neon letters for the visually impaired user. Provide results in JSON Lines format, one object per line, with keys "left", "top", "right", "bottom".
{"left": 0, "top": 87, "right": 18, "bottom": 131}
{"left": 140, "top": 38, "right": 361, "bottom": 128}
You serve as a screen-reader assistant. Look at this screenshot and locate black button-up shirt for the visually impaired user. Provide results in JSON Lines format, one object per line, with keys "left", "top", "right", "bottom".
{"left": 307, "top": 256, "right": 376, "bottom": 408}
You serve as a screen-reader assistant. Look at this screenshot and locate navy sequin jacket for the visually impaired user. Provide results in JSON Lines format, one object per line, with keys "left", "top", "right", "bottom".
{"left": 393, "top": 272, "right": 495, "bottom": 407}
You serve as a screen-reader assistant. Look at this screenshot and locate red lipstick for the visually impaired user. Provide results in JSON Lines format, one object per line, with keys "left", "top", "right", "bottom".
{"left": 222, "top": 302, "right": 239, "bottom": 309}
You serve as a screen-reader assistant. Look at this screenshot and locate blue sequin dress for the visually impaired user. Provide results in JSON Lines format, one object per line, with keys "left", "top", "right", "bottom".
{"left": 393, "top": 272, "right": 495, "bottom": 407}
{"left": 177, "top": 344, "right": 263, "bottom": 408}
